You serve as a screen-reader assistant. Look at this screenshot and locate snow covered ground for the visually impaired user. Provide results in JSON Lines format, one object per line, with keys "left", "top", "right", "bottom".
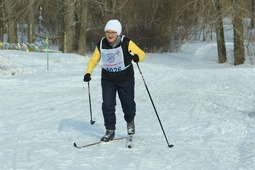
{"left": 0, "top": 42, "right": 255, "bottom": 170}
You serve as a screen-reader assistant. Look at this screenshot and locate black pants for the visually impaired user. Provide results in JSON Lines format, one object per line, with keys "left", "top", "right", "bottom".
{"left": 101, "top": 78, "right": 136, "bottom": 130}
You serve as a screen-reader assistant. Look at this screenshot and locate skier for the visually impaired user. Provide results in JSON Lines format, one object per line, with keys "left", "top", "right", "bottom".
{"left": 83, "top": 19, "right": 146, "bottom": 142}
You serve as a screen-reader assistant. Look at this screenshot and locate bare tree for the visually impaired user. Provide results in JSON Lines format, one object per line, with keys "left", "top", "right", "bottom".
{"left": 213, "top": 0, "right": 227, "bottom": 63}
{"left": 5, "top": 0, "right": 17, "bottom": 43}
{"left": 0, "top": 0, "right": 6, "bottom": 42}
{"left": 64, "top": 0, "right": 75, "bottom": 53}
{"left": 57, "top": 0, "right": 64, "bottom": 52}
{"left": 251, "top": 0, "right": 255, "bottom": 28}
{"left": 77, "top": 0, "right": 88, "bottom": 56}
{"left": 28, "top": 0, "right": 35, "bottom": 43}
{"left": 94, "top": 0, "right": 128, "bottom": 18}
{"left": 232, "top": 0, "right": 245, "bottom": 65}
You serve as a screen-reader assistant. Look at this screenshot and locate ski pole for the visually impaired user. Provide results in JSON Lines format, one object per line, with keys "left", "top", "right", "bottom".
{"left": 136, "top": 63, "right": 174, "bottom": 148}
{"left": 88, "top": 81, "right": 95, "bottom": 125}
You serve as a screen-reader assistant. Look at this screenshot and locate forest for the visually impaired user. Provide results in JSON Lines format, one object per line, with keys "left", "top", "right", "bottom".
{"left": 0, "top": 0, "right": 255, "bottom": 65}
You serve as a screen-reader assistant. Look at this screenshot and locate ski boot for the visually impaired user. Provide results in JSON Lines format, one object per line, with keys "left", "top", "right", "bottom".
{"left": 127, "top": 121, "right": 135, "bottom": 135}
{"left": 101, "top": 130, "right": 115, "bottom": 142}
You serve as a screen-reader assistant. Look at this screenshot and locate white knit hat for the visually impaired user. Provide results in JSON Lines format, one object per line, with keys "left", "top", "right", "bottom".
{"left": 104, "top": 19, "right": 122, "bottom": 35}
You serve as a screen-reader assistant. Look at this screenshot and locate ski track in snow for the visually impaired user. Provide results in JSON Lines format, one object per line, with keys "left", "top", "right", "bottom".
{"left": 0, "top": 46, "right": 255, "bottom": 169}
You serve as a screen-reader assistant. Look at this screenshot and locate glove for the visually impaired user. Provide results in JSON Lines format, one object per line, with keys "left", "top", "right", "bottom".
{"left": 131, "top": 54, "right": 139, "bottom": 62}
{"left": 129, "top": 51, "right": 139, "bottom": 62}
{"left": 83, "top": 73, "right": 91, "bottom": 82}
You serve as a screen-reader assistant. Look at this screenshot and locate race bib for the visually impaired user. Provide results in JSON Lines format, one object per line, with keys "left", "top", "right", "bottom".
{"left": 100, "top": 38, "right": 127, "bottom": 72}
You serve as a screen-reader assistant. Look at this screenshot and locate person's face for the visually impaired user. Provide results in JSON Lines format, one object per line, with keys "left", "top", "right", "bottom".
{"left": 105, "top": 30, "right": 118, "bottom": 43}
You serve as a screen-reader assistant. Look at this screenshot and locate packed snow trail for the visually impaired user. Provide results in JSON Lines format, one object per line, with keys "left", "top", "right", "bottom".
{"left": 0, "top": 47, "right": 255, "bottom": 169}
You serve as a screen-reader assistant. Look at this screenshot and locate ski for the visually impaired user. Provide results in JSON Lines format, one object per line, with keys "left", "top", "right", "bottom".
{"left": 74, "top": 137, "right": 124, "bottom": 149}
{"left": 127, "top": 135, "right": 133, "bottom": 148}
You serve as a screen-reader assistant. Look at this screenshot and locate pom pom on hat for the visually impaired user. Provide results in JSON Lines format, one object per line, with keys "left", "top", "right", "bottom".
{"left": 104, "top": 19, "right": 122, "bottom": 35}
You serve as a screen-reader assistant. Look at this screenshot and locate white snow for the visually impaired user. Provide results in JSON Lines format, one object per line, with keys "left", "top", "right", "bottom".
{"left": 1, "top": 42, "right": 255, "bottom": 170}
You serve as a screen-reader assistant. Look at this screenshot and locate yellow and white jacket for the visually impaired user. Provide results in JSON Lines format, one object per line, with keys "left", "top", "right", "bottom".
{"left": 86, "top": 36, "right": 145, "bottom": 83}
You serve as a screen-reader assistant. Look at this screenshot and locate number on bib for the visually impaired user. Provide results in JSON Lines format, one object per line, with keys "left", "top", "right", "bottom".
{"left": 106, "top": 67, "right": 122, "bottom": 72}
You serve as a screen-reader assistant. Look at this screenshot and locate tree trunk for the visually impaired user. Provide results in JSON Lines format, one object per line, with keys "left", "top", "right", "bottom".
{"left": 77, "top": 0, "right": 88, "bottom": 56}
{"left": 28, "top": 0, "right": 35, "bottom": 43}
{"left": 214, "top": 0, "right": 227, "bottom": 63}
{"left": 58, "top": 0, "right": 64, "bottom": 52}
{"left": 251, "top": 0, "right": 255, "bottom": 28}
{"left": 232, "top": 0, "right": 245, "bottom": 65}
{"left": 64, "top": 0, "right": 75, "bottom": 53}
{"left": 5, "top": 0, "right": 17, "bottom": 43}
{"left": 0, "top": 0, "right": 5, "bottom": 42}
